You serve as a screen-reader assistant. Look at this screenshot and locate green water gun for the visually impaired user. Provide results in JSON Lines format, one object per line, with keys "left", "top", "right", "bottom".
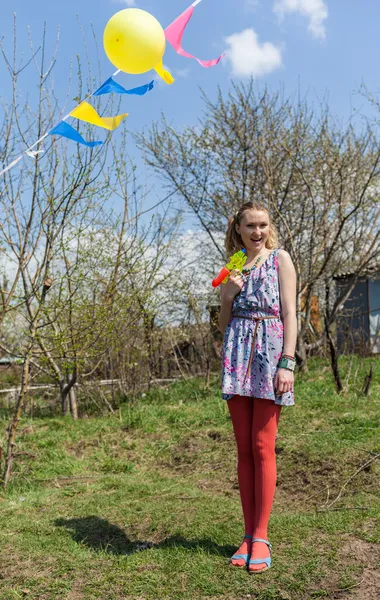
{"left": 212, "top": 248, "right": 247, "bottom": 288}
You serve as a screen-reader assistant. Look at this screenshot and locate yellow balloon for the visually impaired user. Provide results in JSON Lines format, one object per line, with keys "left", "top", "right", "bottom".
{"left": 154, "top": 60, "right": 174, "bottom": 85}
{"left": 103, "top": 8, "right": 174, "bottom": 84}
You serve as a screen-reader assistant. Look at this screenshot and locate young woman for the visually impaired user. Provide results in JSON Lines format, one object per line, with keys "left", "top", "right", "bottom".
{"left": 219, "top": 201, "right": 297, "bottom": 574}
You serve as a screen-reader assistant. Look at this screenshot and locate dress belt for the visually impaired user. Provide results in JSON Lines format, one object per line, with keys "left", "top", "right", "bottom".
{"left": 231, "top": 313, "right": 279, "bottom": 383}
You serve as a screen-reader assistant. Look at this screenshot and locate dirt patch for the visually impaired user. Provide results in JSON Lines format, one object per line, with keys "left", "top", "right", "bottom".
{"left": 342, "top": 538, "right": 380, "bottom": 600}
{"left": 275, "top": 449, "right": 378, "bottom": 512}
{"left": 196, "top": 474, "right": 238, "bottom": 495}
{"left": 207, "top": 430, "right": 224, "bottom": 441}
{"left": 316, "top": 537, "right": 380, "bottom": 600}
{"left": 0, "top": 545, "right": 56, "bottom": 582}
{"left": 350, "top": 565, "right": 380, "bottom": 600}
{"left": 65, "top": 580, "right": 84, "bottom": 600}
{"left": 66, "top": 438, "right": 101, "bottom": 458}
{"left": 19, "top": 424, "right": 50, "bottom": 438}
{"left": 165, "top": 435, "right": 209, "bottom": 472}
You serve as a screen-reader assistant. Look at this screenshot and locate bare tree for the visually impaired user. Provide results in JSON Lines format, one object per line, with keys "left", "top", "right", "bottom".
{"left": 0, "top": 18, "right": 211, "bottom": 489}
{"left": 0, "top": 18, "right": 122, "bottom": 487}
{"left": 136, "top": 80, "right": 380, "bottom": 370}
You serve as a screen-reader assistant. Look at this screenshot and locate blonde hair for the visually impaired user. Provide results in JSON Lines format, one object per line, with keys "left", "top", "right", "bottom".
{"left": 225, "top": 202, "right": 279, "bottom": 256}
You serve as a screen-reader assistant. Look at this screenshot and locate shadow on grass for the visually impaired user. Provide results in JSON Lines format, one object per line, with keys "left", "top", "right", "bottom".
{"left": 54, "top": 516, "right": 233, "bottom": 557}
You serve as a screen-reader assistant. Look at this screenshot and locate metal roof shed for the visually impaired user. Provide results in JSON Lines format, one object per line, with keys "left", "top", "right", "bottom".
{"left": 333, "top": 267, "right": 380, "bottom": 355}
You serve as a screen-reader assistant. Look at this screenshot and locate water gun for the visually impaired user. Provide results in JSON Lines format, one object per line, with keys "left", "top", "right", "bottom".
{"left": 212, "top": 248, "right": 247, "bottom": 288}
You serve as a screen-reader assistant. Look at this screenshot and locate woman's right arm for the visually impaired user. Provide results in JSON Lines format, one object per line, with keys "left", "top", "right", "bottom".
{"left": 218, "top": 271, "right": 244, "bottom": 334}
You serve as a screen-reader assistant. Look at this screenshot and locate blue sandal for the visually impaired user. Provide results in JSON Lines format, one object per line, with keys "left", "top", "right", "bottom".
{"left": 229, "top": 534, "right": 252, "bottom": 568}
{"left": 248, "top": 538, "right": 272, "bottom": 574}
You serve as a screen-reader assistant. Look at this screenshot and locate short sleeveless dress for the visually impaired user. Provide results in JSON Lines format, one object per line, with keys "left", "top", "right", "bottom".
{"left": 221, "top": 248, "right": 294, "bottom": 406}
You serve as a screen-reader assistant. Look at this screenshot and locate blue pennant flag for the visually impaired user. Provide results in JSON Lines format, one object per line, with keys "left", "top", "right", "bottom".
{"left": 94, "top": 78, "right": 155, "bottom": 97}
{"left": 49, "top": 122, "right": 103, "bottom": 147}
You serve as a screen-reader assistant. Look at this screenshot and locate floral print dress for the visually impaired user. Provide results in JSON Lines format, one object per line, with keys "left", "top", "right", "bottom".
{"left": 222, "top": 248, "right": 294, "bottom": 406}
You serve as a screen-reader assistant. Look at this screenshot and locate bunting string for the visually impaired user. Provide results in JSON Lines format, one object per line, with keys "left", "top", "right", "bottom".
{"left": 0, "top": 0, "right": 224, "bottom": 177}
{"left": 94, "top": 78, "right": 155, "bottom": 97}
{"left": 70, "top": 102, "right": 129, "bottom": 131}
{"left": 0, "top": 67, "right": 121, "bottom": 175}
{"left": 165, "top": 1, "right": 224, "bottom": 67}
{"left": 49, "top": 122, "right": 103, "bottom": 148}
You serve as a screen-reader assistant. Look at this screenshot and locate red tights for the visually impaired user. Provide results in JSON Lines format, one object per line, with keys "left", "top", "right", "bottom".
{"left": 228, "top": 395, "right": 281, "bottom": 540}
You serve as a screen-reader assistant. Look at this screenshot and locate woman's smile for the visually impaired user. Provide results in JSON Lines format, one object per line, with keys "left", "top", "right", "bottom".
{"left": 235, "top": 209, "right": 270, "bottom": 254}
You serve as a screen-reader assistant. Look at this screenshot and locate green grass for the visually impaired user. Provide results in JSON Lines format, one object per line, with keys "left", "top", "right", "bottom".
{"left": 0, "top": 356, "right": 379, "bottom": 599}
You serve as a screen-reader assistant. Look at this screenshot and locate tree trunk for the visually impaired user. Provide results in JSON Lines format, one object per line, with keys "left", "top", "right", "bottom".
{"left": 296, "top": 283, "right": 308, "bottom": 373}
{"left": 363, "top": 363, "right": 374, "bottom": 396}
{"left": 325, "top": 319, "right": 343, "bottom": 393}
{"left": 60, "top": 380, "right": 70, "bottom": 416}
{"left": 296, "top": 335, "right": 308, "bottom": 373}
{"left": 69, "top": 387, "right": 78, "bottom": 420}
{"left": 2, "top": 355, "right": 31, "bottom": 489}
{"left": 325, "top": 280, "right": 343, "bottom": 393}
{"left": 60, "top": 373, "right": 77, "bottom": 417}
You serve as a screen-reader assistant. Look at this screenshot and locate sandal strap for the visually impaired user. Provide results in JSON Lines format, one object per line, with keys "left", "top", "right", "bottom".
{"left": 249, "top": 557, "right": 272, "bottom": 567}
{"left": 251, "top": 537, "right": 272, "bottom": 551}
{"left": 231, "top": 553, "right": 249, "bottom": 561}
{"left": 231, "top": 535, "right": 252, "bottom": 563}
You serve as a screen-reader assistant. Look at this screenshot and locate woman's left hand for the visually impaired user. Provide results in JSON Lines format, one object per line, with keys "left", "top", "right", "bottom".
{"left": 274, "top": 368, "right": 294, "bottom": 395}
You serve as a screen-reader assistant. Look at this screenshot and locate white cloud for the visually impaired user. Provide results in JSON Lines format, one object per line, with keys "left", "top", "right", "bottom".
{"left": 175, "top": 68, "right": 190, "bottom": 78}
{"left": 117, "top": 0, "right": 136, "bottom": 6}
{"left": 273, "top": 0, "right": 328, "bottom": 40}
{"left": 224, "top": 28, "right": 282, "bottom": 78}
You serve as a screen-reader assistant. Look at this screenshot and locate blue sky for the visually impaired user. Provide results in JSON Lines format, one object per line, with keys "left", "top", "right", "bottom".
{"left": 2, "top": 0, "right": 380, "bottom": 218}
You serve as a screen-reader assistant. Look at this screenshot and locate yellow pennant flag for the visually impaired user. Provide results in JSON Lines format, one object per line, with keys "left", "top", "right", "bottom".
{"left": 70, "top": 102, "right": 128, "bottom": 131}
